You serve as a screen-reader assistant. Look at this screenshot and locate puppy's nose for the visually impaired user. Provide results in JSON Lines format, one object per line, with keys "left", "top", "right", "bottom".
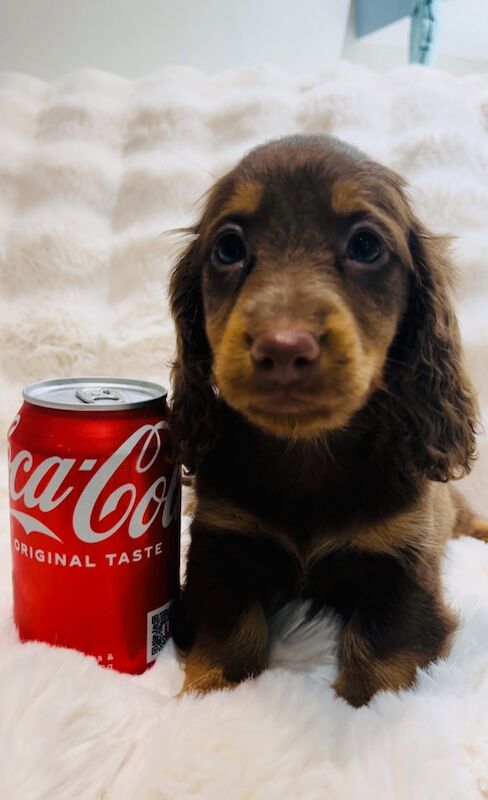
{"left": 250, "top": 330, "right": 320, "bottom": 384}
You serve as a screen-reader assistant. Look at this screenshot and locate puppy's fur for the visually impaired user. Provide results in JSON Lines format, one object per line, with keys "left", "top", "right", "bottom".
{"left": 168, "top": 134, "right": 485, "bottom": 706}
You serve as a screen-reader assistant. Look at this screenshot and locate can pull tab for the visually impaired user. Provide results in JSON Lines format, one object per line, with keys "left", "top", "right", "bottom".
{"left": 75, "top": 387, "right": 127, "bottom": 404}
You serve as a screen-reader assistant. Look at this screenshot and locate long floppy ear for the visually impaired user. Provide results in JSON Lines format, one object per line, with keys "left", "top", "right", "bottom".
{"left": 168, "top": 230, "right": 217, "bottom": 473}
{"left": 386, "top": 216, "right": 479, "bottom": 482}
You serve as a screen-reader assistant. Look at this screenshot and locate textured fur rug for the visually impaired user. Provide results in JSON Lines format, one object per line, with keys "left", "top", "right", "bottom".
{"left": 1, "top": 62, "right": 488, "bottom": 799}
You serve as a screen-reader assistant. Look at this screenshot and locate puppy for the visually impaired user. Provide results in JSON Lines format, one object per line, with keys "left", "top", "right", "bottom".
{"left": 168, "top": 134, "right": 485, "bottom": 707}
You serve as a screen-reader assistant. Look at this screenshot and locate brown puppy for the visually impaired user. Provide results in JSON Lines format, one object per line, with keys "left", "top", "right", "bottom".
{"left": 168, "top": 134, "right": 484, "bottom": 707}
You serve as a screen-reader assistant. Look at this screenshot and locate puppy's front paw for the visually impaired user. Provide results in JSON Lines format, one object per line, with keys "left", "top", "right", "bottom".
{"left": 333, "top": 672, "right": 375, "bottom": 708}
{"left": 177, "top": 646, "right": 238, "bottom": 697}
{"left": 333, "top": 652, "right": 418, "bottom": 708}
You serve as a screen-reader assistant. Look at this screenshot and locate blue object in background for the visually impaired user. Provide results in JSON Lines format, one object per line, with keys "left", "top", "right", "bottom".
{"left": 409, "top": 0, "right": 441, "bottom": 64}
{"left": 355, "top": 0, "right": 413, "bottom": 37}
{"left": 355, "top": 0, "right": 441, "bottom": 66}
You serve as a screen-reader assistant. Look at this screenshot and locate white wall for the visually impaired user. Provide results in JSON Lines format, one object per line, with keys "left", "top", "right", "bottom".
{"left": 0, "top": 0, "right": 486, "bottom": 79}
{"left": 0, "top": 0, "right": 350, "bottom": 79}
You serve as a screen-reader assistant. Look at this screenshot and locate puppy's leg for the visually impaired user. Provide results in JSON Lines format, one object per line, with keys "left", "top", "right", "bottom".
{"left": 174, "top": 529, "right": 270, "bottom": 696}
{"left": 329, "top": 550, "right": 458, "bottom": 707}
{"left": 180, "top": 601, "right": 269, "bottom": 695}
{"left": 450, "top": 486, "right": 488, "bottom": 543}
{"left": 333, "top": 619, "right": 454, "bottom": 709}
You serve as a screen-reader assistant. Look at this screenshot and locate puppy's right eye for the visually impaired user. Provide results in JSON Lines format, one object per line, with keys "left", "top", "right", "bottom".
{"left": 212, "top": 229, "right": 247, "bottom": 270}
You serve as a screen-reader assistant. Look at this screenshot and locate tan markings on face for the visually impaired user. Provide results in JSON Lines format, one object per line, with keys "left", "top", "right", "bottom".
{"left": 330, "top": 179, "right": 413, "bottom": 268}
{"left": 211, "top": 266, "right": 385, "bottom": 438}
{"left": 205, "top": 303, "right": 231, "bottom": 354}
{"left": 219, "top": 179, "right": 263, "bottom": 219}
{"left": 212, "top": 304, "right": 256, "bottom": 400}
{"left": 203, "top": 181, "right": 262, "bottom": 351}
{"left": 330, "top": 179, "right": 366, "bottom": 216}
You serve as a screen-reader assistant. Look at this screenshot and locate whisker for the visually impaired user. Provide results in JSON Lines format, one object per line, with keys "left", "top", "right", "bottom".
{"left": 162, "top": 146, "right": 217, "bottom": 181}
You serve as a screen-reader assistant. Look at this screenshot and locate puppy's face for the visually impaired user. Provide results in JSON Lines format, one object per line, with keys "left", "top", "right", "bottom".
{"left": 196, "top": 137, "right": 413, "bottom": 438}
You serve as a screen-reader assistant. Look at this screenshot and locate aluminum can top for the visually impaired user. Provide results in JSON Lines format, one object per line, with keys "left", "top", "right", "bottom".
{"left": 22, "top": 377, "right": 167, "bottom": 412}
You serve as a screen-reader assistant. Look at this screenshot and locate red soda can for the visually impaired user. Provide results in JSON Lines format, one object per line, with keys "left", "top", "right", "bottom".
{"left": 7, "top": 378, "right": 181, "bottom": 674}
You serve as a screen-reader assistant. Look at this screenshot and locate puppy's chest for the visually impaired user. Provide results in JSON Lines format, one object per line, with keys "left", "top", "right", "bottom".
{"left": 219, "top": 463, "right": 404, "bottom": 546}
{"left": 199, "top": 429, "right": 422, "bottom": 574}
{"left": 200, "top": 477, "right": 404, "bottom": 577}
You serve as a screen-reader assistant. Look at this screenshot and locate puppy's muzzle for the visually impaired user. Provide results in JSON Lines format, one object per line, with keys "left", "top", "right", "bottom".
{"left": 250, "top": 330, "right": 320, "bottom": 385}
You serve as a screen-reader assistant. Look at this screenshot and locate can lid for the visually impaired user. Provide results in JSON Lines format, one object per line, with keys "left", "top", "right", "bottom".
{"left": 23, "top": 378, "right": 167, "bottom": 411}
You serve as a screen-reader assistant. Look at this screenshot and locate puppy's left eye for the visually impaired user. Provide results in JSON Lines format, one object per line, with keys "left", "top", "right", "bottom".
{"left": 345, "top": 230, "right": 383, "bottom": 264}
{"left": 212, "top": 229, "right": 247, "bottom": 270}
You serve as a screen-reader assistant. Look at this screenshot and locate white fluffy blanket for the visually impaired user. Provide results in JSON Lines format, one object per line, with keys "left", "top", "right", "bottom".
{"left": 1, "top": 63, "right": 488, "bottom": 799}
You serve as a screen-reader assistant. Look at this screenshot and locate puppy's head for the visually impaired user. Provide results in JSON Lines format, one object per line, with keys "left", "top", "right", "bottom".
{"left": 170, "top": 135, "right": 478, "bottom": 479}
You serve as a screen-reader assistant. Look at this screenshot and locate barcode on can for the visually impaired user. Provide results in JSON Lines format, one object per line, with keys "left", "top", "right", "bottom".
{"left": 146, "top": 600, "right": 172, "bottom": 663}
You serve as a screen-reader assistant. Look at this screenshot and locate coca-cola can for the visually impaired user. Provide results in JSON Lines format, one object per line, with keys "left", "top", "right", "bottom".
{"left": 7, "top": 378, "right": 181, "bottom": 675}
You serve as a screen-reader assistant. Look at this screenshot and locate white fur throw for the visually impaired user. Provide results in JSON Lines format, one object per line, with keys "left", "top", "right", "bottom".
{"left": 1, "top": 62, "right": 488, "bottom": 799}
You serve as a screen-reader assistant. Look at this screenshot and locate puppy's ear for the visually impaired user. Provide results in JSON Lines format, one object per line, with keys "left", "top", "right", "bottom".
{"left": 168, "top": 230, "right": 217, "bottom": 473}
{"left": 387, "top": 217, "right": 479, "bottom": 481}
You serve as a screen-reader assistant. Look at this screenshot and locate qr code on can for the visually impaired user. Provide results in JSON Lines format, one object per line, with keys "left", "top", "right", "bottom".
{"left": 146, "top": 600, "right": 172, "bottom": 663}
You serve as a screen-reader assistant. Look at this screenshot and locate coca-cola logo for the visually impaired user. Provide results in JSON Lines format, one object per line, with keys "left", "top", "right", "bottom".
{"left": 8, "top": 415, "right": 180, "bottom": 545}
